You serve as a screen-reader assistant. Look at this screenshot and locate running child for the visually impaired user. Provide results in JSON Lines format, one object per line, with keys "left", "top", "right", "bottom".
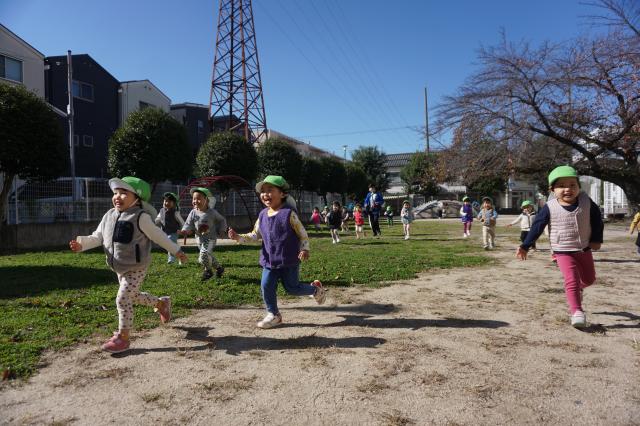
{"left": 353, "top": 203, "right": 366, "bottom": 239}
{"left": 400, "top": 200, "right": 414, "bottom": 240}
{"left": 629, "top": 205, "right": 640, "bottom": 257}
{"left": 477, "top": 197, "right": 498, "bottom": 250}
{"left": 460, "top": 196, "right": 474, "bottom": 238}
{"left": 228, "top": 175, "right": 326, "bottom": 329}
{"left": 507, "top": 200, "right": 536, "bottom": 250}
{"left": 384, "top": 205, "right": 394, "bottom": 227}
{"left": 310, "top": 207, "right": 322, "bottom": 233}
{"left": 155, "top": 192, "right": 185, "bottom": 264}
{"left": 179, "top": 187, "right": 227, "bottom": 281}
{"left": 516, "top": 166, "right": 604, "bottom": 328}
{"left": 326, "top": 200, "right": 343, "bottom": 244}
{"left": 69, "top": 177, "right": 187, "bottom": 353}
{"left": 341, "top": 206, "right": 351, "bottom": 233}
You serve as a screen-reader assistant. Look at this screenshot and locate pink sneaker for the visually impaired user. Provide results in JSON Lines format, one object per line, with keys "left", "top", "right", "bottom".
{"left": 101, "top": 332, "right": 130, "bottom": 354}
{"left": 155, "top": 296, "right": 172, "bottom": 324}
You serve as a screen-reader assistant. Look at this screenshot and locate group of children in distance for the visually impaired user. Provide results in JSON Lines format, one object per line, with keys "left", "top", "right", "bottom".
{"left": 69, "top": 165, "right": 635, "bottom": 353}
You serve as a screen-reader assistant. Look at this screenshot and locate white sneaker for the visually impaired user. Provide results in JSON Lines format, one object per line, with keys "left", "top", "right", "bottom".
{"left": 311, "top": 280, "right": 326, "bottom": 305}
{"left": 336, "top": 238, "right": 340, "bottom": 243}
{"left": 257, "top": 312, "right": 282, "bottom": 329}
{"left": 571, "top": 310, "right": 586, "bottom": 328}
{"left": 463, "top": 233, "right": 468, "bottom": 238}
{"left": 404, "top": 235, "right": 409, "bottom": 240}
{"left": 332, "top": 240, "right": 336, "bottom": 244}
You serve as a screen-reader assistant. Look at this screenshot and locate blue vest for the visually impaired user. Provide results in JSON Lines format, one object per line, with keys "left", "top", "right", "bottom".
{"left": 258, "top": 207, "right": 300, "bottom": 269}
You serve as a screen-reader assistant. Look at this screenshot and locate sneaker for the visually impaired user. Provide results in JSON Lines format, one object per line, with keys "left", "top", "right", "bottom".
{"left": 336, "top": 237, "right": 340, "bottom": 243}
{"left": 571, "top": 310, "right": 587, "bottom": 328}
{"left": 463, "top": 233, "right": 468, "bottom": 238}
{"left": 332, "top": 240, "right": 337, "bottom": 244}
{"left": 483, "top": 246, "right": 489, "bottom": 250}
{"left": 404, "top": 235, "right": 410, "bottom": 240}
{"left": 311, "top": 280, "right": 326, "bottom": 305}
{"left": 215, "top": 266, "right": 225, "bottom": 278}
{"left": 201, "top": 269, "right": 214, "bottom": 281}
{"left": 101, "top": 332, "right": 130, "bottom": 354}
{"left": 155, "top": 296, "right": 171, "bottom": 324}
{"left": 257, "top": 312, "right": 282, "bottom": 329}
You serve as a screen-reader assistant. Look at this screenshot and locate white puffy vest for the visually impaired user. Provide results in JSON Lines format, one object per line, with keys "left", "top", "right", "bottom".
{"left": 548, "top": 192, "right": 591, "bottom": 252}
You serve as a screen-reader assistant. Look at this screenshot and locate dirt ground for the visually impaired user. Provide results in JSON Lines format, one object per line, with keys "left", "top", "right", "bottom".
{"left": 2, "top": 220, "right": 639, "bottom": 426}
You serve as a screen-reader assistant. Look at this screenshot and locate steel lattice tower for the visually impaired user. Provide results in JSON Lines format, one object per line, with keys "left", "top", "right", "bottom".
{"left": 209, "top": 0, "right": 267, "bottom": 144}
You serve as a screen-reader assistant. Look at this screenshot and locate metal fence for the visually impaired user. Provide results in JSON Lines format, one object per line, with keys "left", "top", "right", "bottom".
{"left": 5, "top": 177, "right": 333, "bottom": 225}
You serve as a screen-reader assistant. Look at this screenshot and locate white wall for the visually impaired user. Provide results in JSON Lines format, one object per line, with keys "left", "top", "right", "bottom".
{"left": 119, "top": 80, "right": 170, "bottom": 124}
{"left": 0, "top": 26, "right": 44, "bottom": 97}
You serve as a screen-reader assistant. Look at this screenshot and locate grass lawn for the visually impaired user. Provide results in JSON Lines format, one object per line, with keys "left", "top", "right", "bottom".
{"left": 0, "top": 220, "right": 509, "bottom": 379}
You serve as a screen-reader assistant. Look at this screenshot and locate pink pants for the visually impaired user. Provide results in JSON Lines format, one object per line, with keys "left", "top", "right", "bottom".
{"left": 463, "top": 221, "right": 472, "bottom": 234}
{"left": 555, "top": 251, "right": 596, "bottom": 314}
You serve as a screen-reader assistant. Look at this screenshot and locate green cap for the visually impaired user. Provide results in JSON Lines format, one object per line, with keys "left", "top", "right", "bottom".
{"left": 255, "top": 175, "right": 289, "bottom": 193}
{"left": 190, "top": 187, "right": 212, "bottom": 198}
{"left": 481, "top": 196, "right": 493, "bottom": 204}
{"left": 521, "top": 200, "right": 533, "bottom": 208}
{"left": 109, "top": 176, "right": 151, "bottom": 202}
{"left": 548, "top": 165, "right": 578, "bottom": 186}
{"left": 387, "top": 205, "right": 393, "bottom": 210}
{"left": 462, "top": 196, "right": 470, "bottom": 202}
{"left": 402, "top": 200, "right": 410, "bottom": 205}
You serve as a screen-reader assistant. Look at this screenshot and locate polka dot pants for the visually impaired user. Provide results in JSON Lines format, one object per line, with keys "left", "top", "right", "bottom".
{"left": 198, "top": 236, "right": 221, "bottom": 270}
{"left": 116, "top": 269, "right": 158, "bottom": 330}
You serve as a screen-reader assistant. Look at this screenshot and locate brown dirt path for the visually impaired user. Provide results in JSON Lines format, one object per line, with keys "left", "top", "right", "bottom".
{"left": 2, "top": 223, "right": 639, "bottom": 425}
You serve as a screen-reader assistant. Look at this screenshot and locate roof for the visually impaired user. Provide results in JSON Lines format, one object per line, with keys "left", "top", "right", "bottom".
{"left": 384, "top": 153, "right": 414, "bottom": 168}
{"left": 0, "top": 24, "right": 44, "bottom": 58}
{"left": 120, "top": 79, "right": 171, "bottom": 103}
{"left": 45, "top": 54, "right": 119, "bottom": 83}
{"left": 170, "top": 102, "right": 209, "bottom": 110}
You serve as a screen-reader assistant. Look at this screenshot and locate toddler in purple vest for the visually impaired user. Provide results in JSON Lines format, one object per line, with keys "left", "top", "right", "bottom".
{"left": 228, "top": 175, "right": 326, "bottom": 329}
{"left": 516, "top": 166, "right": 604, "bottom": 329}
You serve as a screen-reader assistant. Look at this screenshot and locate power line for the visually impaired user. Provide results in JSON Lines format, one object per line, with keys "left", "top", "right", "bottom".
{"left": 295, "top": 125, "right": 419, "bottom": 138}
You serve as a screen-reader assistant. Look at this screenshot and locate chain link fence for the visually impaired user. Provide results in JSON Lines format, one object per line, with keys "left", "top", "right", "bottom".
{"left": 5, "top": 177, "right": 334, "bottom": 225}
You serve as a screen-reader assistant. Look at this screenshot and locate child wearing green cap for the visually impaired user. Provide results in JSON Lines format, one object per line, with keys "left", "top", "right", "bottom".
{"left": 228, "top": 175, "right": 326, "bottom": 329}
{"left": 155, "top": 192, "right": 185, "bottom": 264}
{"left": 384, "top": 205, "right": 394, "bottom": 227}
{"left": 477, "top": 197, "right": 498, "bottom": 249}
{"left": 180, "top": 187, "right": 228, "bottom": 281}
{"left": 507, "top": 200, "right": 536, "bottom": 250}
{"left": 460, "top": 196, "right": 474, "bottom": 237}
{"left": 69, "top": 177, "right": 187, "bottom": 354}
{"left": 516, "top": 166, "right": 604, "bottom": 328}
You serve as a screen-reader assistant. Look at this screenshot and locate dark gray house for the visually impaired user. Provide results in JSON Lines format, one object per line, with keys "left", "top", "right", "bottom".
{"left": 45, "top": 54, "right": 119, "bottom": 178}
{"left": 169, "top": 103, "right": 210, "bottom": 158}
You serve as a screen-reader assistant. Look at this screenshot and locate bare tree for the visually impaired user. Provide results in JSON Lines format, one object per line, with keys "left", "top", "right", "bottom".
{"left": 436, "top": 13, "right": 640, "bottom": 206}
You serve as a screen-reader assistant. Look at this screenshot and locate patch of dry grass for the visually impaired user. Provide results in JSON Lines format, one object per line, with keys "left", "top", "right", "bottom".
{"left": 356, "top": 377, "right": 390, "bottom": 394}
{"left": 378, "top": 409, "right": 415, "bottom": 426}
{"left": 197, "top": 375, "right": 257, "bottom": 402}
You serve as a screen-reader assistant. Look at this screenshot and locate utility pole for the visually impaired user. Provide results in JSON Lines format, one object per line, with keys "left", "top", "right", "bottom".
{"left": 67, "top": 50, "right": 76, "bottom": 205}
{"left": 342, "top": 145, "right": 347, "bottom": 162}
{"left": 424, "top": 86, "right": 430, "bottom": 154}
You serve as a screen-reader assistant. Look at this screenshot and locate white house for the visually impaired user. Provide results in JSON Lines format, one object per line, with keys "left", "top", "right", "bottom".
{"left": 0, "top": 24, "right": 45, "bottom": 97}
{"left": 119, "top": 79, "right": 171, "bottom": 125}
{"left": 580, "top": 176, "right": 629, "bottom": 216}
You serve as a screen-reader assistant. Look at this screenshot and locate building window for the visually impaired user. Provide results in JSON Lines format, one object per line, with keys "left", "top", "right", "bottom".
{"left": 74, "top": 134, "right": 80, "bottom": 147}
{"left": 0, "top": 55, "right": 23, "bottom": 83}
{"left": 197, "top": 119, "right": 204, "bottom": 135}
{"left": 72, "top": 80, "right": 94, "bottom": 101}
{"left": 82, "top": 135, "right": 94, "bottom": 147}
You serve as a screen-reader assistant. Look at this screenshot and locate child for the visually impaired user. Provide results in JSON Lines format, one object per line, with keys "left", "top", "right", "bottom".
{"left": 629, "top": 205, "right": 640, "bottom": 256}
{"left": 341, "top": 206, "right": 350, "bottom": 233}
{"left": 326, "top": 201, "right": 343, "bottom": 244}
{"left": 477, "top": 197, "right": 498, "bottom": 250}
{"left": 384, "top": 205, "right": 394, "bottom": 227}
{"left": 321, "top": 205, "right": 329, "bottom": 223}
{"left": 353, "top": 203, "right": 366, "bottom": 239}
{"left": 179, "top": 187, "right": 227, "bottom": 281}
{"left": 228, "top": 175, "right": 326, "bottom": 329}
{"left": 400, "top": 200, "right": 414, "bottom": 240}
{"left": 516, "top": 166, "right": 604, "bottom": 328}
{"left": 69, "top": 177, "right": 187, "bottom": 353}
{"left": 507, "top": 200, "right": 536, "bottom": 250}
{"left": 310, "top": 207, "right": 322, "bottom": 233}
{"left": 460, "top": 196, "right": 474, "bottom": 238}
{"left": 155, "top": 192, "right": 185, "bottom": 264}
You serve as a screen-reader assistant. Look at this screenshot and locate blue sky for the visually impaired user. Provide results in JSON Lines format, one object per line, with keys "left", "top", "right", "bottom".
{"left": 3, "top": 0, "right": 595, "bottom": 158}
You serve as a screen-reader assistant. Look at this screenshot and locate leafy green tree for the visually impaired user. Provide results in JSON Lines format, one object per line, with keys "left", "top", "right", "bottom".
{"left": 318, "top": 157, "right": 346, "bottom": 204}
{"left": 300, "top": 156, "right": 322, "bottom": 193}
{"left": 467, "top": 176, "right": 506, "bottom": 200}
{"left": 400, "top": 152, "right": 440, "bottom": 198}
{"left": 345, "top": 163, "right": 369, "bottom": 202}
{"left": 109, "top": 108, "right": 191, "bottom": 184}
{"left": 196, "top": 132, "right": 258, "bottom": 184}
{"left": 256, "top": 138, "right": 302, "bottom": 188}
{"left": 350, "top": 146, "right": 389, "bottom": 192}
{"left": 0, "top": 83, "right": 66, "bottom": 226}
